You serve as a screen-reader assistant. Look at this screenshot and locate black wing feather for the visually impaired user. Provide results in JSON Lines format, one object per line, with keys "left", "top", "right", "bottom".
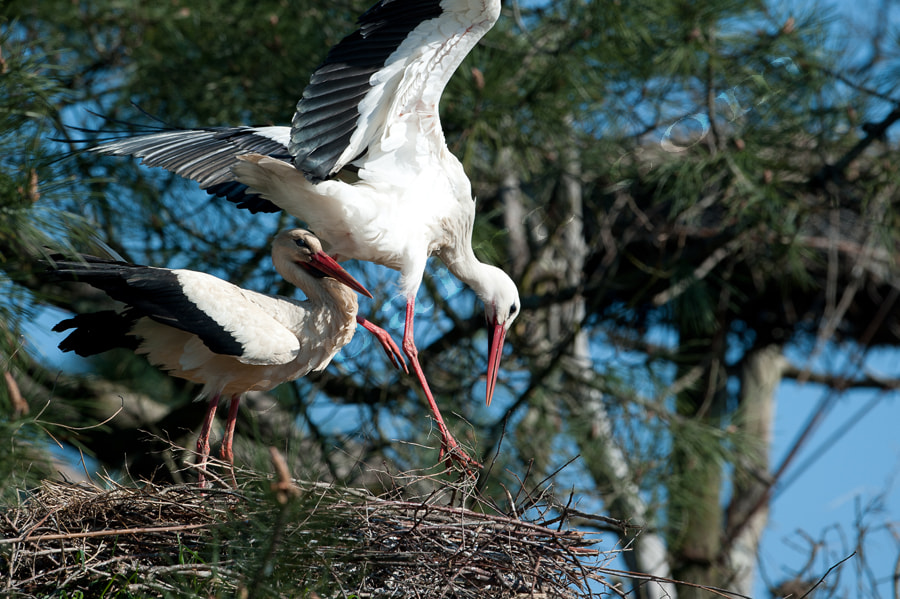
{"left": 290, "top": 0, "right": 444, "bottom": 182}
{"left": 206, "top": 181, "right": 281, "bottom": 213}
{"left": 47, "top": 256, "right": 245, "bottom": 358}
{"left": 92, "top": 126, "right": 289, "bottom": 213}
{"left": 53, "top": 310, "right": 140, "bottom": 356}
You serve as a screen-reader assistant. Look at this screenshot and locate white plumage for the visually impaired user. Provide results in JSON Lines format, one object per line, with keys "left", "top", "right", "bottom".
{"left": 50, "top": 229, "right": 372, "bottom": 485}
{"left": 90, "top": 0, "right": 518, "bottom": 469}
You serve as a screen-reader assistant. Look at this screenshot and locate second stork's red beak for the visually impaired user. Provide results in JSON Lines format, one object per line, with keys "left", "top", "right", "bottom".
{"left": 309, "top": 251, "right": 373, "bottom": 299}
{"left": 485, "top": 319, "right": 506, "bottom": 406}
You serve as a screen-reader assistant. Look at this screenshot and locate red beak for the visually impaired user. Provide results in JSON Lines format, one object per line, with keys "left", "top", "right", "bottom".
{"left": 485, "top": 319, "right": 506, "bottom": 406}
{"left": 308, "top": 251, "right": 373, "bottom": 299}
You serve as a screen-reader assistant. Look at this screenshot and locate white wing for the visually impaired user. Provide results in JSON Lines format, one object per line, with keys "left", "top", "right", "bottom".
{"left": 289, "top": 0, "right": 501, "bottom": 181}
{"left": 173, "top": 270, "right": 302, "bottom": 366}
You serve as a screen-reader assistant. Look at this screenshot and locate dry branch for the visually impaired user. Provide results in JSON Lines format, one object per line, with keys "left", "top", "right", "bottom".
{"left": 1, "top": 473, "right": 614, "bottom": 598}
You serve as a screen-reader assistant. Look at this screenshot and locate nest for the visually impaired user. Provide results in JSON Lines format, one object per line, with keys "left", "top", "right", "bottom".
{"left": 1, "top": 462, "right": 617, "bottom": 598}
{"left": 1, "top": 480, "right": 244, "bottom": 597}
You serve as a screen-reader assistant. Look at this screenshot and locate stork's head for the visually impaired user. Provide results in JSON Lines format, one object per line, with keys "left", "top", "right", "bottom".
{"left": 273, "top": 229, "right": 372, "bottom": 299}
{"left": 481, "top": 269, "right": 520, "bottom": 407}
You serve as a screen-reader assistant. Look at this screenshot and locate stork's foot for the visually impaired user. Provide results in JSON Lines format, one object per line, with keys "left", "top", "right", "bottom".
{"left": 437, "top": 431, "right": 483, "bottom": 474}
{"left": 196, "top": 456, "right": 210, "bottom": 489}
{"left": 399, "top": 301, "right": 480, "bottom": 474}
{"left": 219, "top": 445, "right": 238, "bottom": 489}
{"left": 357, "top": 316, "right": 407, "bottom": 373}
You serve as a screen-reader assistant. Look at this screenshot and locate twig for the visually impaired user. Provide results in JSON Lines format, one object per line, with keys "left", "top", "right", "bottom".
{"left": 1, "top": 522, "right": 213, "bottom": 545}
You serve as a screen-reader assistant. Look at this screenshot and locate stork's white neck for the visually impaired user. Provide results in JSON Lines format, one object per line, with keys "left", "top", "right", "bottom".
{"left": 439, "top": 241, "right": 498, "bottom": 306}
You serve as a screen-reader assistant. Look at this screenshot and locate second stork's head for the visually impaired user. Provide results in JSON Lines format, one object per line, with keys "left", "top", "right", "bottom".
{"left": 272, "top": 228, "right": 372, "bottom": 300}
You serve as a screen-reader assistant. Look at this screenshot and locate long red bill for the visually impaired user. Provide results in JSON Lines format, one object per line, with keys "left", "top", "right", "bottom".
{"left": 485, "top": 321, "right": 506, "bottom": 406}
{"left": 308, "top": 251, "right": 373, "bottom": 298}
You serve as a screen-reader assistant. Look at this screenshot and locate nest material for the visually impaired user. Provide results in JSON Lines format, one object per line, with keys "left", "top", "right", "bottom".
{"left": 0, "top": 472, "right": 612, "bottom": 598}
{"left": 336, "top": 500, "right": 601, "bottom": 597}
{"left": 1, "top": 480, "right": 244, "bottom": 597}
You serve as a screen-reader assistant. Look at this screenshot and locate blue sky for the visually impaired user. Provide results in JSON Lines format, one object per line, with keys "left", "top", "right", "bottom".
{"left": 759, "top": 350, "right": 900, "bottom": 595}
{"left": 754, "top": 0, "right": 900, "bottom": 594}
{"left": 22, "top": 281, "right": 900, "bottom": 597}
{"left": 14, "top": 0, "right": 900, "bottom": 595}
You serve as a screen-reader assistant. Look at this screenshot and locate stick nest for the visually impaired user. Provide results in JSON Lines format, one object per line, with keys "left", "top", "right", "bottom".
{"left": 1, "top": 470, "right": 613, "bottom": 598}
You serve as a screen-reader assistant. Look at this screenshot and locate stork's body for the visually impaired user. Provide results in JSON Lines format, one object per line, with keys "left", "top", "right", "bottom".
{"left": 49, "top": 229, "right": 371, "bottom": 486}
{"left": 90, "top": 0, "right": 520, "bottom": 469}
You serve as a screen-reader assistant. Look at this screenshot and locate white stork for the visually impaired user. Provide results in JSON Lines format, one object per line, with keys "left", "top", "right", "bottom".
{"left": 90, "top": 0, "right": 520, "bottom": 468}
{"left": 49, "top": 229, "right": 371, "bottom": 486}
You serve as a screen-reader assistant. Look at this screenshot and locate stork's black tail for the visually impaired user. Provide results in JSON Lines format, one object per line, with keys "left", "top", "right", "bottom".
{"left": 44, "top": 254, "right": 146, "bottom": 356}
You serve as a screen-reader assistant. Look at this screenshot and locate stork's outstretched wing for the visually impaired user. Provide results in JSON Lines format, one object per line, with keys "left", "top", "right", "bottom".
{"left": 92, "top": 126, "right": 290, "bottom": 212}
{"left": 290, "top": 0, "right": 501, "bottom": 182}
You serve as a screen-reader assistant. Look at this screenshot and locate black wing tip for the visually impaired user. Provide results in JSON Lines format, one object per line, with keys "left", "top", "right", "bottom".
{"left": 205, "top": 182, "right": 282, "bottom": 214}
{"left": 58, "top": 106, "right": 182, "bottom": 146}
{"left": 54, "top": 310, "right": 140, "bottom": 357}
{"left": 236, "top": 198, "right": 283, "bottom": 213}
{"left": 62, "top": 107, "right": 241, "bottom": 148}
{"left": 43, "top": 253, "right": 144, "bottom": 275}
{"left": 51, "top": 317, "right": 75, "bottom": 333}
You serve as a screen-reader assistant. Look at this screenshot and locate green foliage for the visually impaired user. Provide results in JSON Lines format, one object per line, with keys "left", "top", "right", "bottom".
{"left": 0, "top": 22, "right": 104, "bottom": 499}
{"left": 2, "top": 0, "right": 899, "bottom": 595}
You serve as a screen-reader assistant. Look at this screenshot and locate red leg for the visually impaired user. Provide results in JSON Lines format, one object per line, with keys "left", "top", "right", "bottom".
{"left": 197, "top": 393, "right": 221, "bottom": 487}
{"left": 220, "top": 394, "right": 241, "bottom": 488}
{"left": 402, "top": 300, "right": 482, "bottom": 471}
{"left": 357, "top": 315, "right": 408, "bottom": 373}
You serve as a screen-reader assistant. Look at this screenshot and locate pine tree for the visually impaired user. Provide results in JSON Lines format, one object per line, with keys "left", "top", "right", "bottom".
{"left": 3, "top": 1, "right": 900, "bottom": 596}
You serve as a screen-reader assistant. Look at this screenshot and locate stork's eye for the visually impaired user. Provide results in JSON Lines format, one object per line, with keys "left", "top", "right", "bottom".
{"left": 293, "top": 237, "right": 309, "bottom": 249}
{"left": 509, "top": 303, "right": 518, "bottom": 316}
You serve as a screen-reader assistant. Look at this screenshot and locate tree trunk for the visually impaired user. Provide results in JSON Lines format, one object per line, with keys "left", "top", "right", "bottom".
{"left": 725, "top": 344, "right": 786, "bottom": 595}
{"left": 668, "top": 333, "right": 729, "bottom": 598}
{"left": 503, "top": 127, "right": 675, "bottom": 598}
{"left": 572, "top": 373, "right": 675, "bottom": 599}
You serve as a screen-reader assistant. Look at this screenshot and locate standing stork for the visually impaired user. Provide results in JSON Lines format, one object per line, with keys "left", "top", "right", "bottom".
{"left": 89, "top": 0, "right": 520, "bottom": 468}
{"left": 48, "top": 229, "right": 371, "bottom": 486}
